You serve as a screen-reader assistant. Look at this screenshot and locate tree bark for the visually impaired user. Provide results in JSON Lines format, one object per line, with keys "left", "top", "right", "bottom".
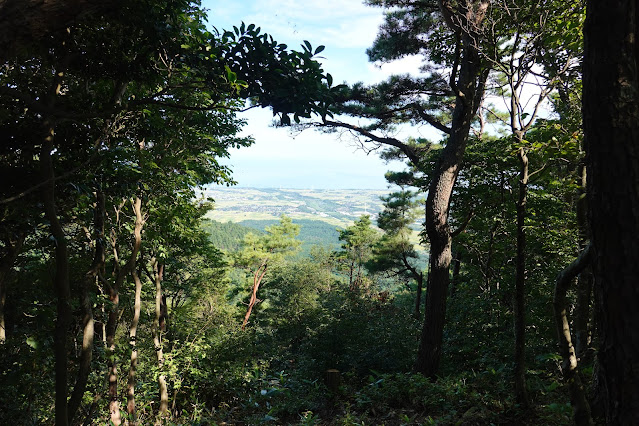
{"left": 415, "top": 2, "right": 489, "bottom": 377}
{"left": 126, "top": 198, "right": 144, "bottom": 422}
{"left": 242, "top": 261, "right": 268, "bottom": 330}
{"left": 151, "top": 258, "right": 169, "bottom": 418}
{"left": 574, "top": 163, "right": 593, "bottom": 360}
{"left": 583, "top": 1, "right": 639, "bottom": 423}
{"left": 450, "top": 249, "right": 462, "bottom": 297}
{"left": 415, "top": 272, "right": 424, "bottom": 317}
{"left": 514, "top": 146, "right": 530, "bottom": 407}
{"left": 553, "top": 244, "right": 593, "bottom": 425}
{"left": 37, "top": 61, "right": 73, "bottom": 426}
{"left": 0, "top": 232, "right": 24, "bottom": 343}
{"left": 67, "top": 190, "right": 105, "bottom": 424}
{"left": 105, "top": 197, "right": 143, "bottom": 426}
{"left": 41, "top": 123, "right": 72, "bottom": 426}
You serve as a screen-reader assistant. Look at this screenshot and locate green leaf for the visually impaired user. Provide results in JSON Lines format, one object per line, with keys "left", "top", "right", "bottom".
{"left": 314, "top": 45, "right": 325, "bottom": 55}
{"left": 303, "top": 40, "right": 312, "bottom": 52}
{"left": 225, "top": 65, "right": 237, "bottom": 83}
{"left": 26, "top": 336, "right": 39, "bottom": 349}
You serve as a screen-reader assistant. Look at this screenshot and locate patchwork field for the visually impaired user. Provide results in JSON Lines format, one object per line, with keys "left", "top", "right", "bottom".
{"left": 203, "top": 187, "right": 389, "bottom": 228}
{"left": 203, "top": 187, "right": 426, "bottom": 253}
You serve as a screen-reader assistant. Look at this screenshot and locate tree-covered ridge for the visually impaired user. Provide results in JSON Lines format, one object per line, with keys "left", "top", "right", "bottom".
{"left": 201, "top": 219, "right": 258, "bottom": 252}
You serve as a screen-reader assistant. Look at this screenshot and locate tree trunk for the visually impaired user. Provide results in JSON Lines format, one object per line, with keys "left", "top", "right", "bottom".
{"left": 126, "top": 198, "right": 144, "bottom": 422}
{"left": 415, "top": 272, "right": 423, "bottom": 317}
{"left": 67, "top": 190, "right": 104, "bottom": 424}
{"left": 105, "top": 197, "right": 144, "bottom": 426}
{"left": 514, "top": 147, "right": 530, "bottom": 407}
{"left": 415, "top": 15, "right": 488, "bottom": 376}
{"left": 583, "top": 1, "right": 639, "bottom": 423}
{"left": 450, "top": 249, "right": 462, "bottom": 297}
{"left": 0, "top": 233, "right": 24, "bottom": 344}
{"left": 38, "top": 62, "right": 73, "bottom": 425}
{"left": 41, "top": 121, "right": 72, "bottom": 426}
{"left": 574, "top": 163, "right": 593, "bottom": 360}
{"left": 151, "top": 258, "right": 169, "bottom": 418}
{"left": 554, "top": 244, "right": 594, "bottom": 425}
{"left": 242, "top": 261, "right": 268, "bottom": 330}
{"left": 105, "top": 282, "right": 121, "bottom": 425}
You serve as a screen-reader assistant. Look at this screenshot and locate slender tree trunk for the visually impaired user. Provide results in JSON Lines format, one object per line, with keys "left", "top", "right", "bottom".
{"left": 126, "top": 198, "right": 144, "bottom": 422}
{"left": 0, "top": 233, "right": 24, "bottom": 344}
{"left": 574, "top": 163, "right": 593, "bottom": 359}
{"left": 242, "top": 261, "right": 268, "bottom": 330}
{"left": 415, "top": 18, "right": 488, "bottom": 376}
{"left": 514, "top": 146, "right": 530, "bottom": 407}
{"left": 105, "top": 198, "right": 143, "bottom": 426}
{"left": 583, "top": 1, "right": 639, "bottom": 423}
{"left": 106, "top": 240, "right": 122, "bottom": 426}
{"left": 450, "top": 249, "right": 462, "bottom": 297}
{"left": 41, "top": 119, "right": 72, "bottom": 426}
{"left": 67, "top": 190, "right": 105, "bottom": 424}
{"left": 554, "top": 244, "right": 593, "bottom": 425}
{"left": 415, "top": 272, "right": 423, "bottom": 317}
{"left": 151, "top": 258, "right": 169, "bottom": 418}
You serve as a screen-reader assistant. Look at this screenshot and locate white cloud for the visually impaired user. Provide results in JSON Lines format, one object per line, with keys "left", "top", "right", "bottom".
{"left": 204, "top": 0, "right": 384, "bottom": 49}
{"left": 199, "top": 0, "right": 422, "bottom": 189}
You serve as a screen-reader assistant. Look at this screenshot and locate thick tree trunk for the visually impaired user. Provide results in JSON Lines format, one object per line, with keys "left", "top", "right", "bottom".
{"left": 554, "top": 244, "right": 593, "bottom": 425}
{"left": 583, "top": 1, "right": 639, "bottom": 423}
{"left": 514, "top": 147, "right": 530, "bottom": 407}
{"left": 0, "top": 233, "right": 24, "bottom": 343}
{"left": 67, "top": 190, "right": 105, "bottom": 424}
{"left": 126, "top": 198, "right": 144, "bottom": 422}
{"left": 151, "top": 259, "right": 169, "bottom": 417}
{"left": 415, "top": 16, "right": 488, "bottom": 376}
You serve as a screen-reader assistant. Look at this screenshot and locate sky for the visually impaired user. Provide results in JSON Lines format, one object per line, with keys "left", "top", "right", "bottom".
{"left": 200, "top": 0, "right": 430, "bottom": 189}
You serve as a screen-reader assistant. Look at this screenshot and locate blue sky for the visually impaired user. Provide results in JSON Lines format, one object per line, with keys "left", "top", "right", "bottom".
{"left": 200, "top": 0, "right": 432, "bottom": 189}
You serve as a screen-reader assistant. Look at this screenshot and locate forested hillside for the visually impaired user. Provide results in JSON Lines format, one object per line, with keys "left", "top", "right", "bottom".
{"left": 201, "top": 219, "right": 258, "bottom": 252}
{"left": 1, "top": 0, "right": 639, "bottom": 425}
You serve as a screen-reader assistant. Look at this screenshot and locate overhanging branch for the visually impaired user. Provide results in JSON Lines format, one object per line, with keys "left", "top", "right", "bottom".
{"left": 322, "top": 119, "right": 420, "bottom": 166}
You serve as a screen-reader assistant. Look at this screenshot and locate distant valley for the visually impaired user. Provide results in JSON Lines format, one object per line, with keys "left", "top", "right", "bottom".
{"left": 203, "top": 187, "right": 425, "bottom": 254}
{"left": 203, "top": 187, "right": 389, "bottom": 228}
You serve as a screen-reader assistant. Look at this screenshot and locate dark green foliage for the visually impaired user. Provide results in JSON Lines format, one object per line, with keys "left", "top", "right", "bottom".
{"left": 201, "top": 219, "right": 257, "bottom": 252}
{"left": 0, "top": 0, "right": 600, "bottom": 424}
{"left": 239, "top": 218, "right": 342, "bottom": 255}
